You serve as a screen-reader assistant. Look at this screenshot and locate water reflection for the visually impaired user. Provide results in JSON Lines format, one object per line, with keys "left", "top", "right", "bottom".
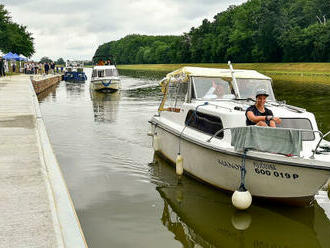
{"left": 37, "top": 83, "right": 58, "bottom": 101}
{"left": 90, "top": 90, "right": 120, "bottom": 123}
{"left": 152, "top": 153, "right": 330, "bottom": 248}
{"left": 65, "top": 81, "right": 85, "bottom": 96}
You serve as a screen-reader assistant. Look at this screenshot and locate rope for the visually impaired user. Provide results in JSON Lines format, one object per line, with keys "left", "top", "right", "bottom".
{"left": 239, "top": 149, "right": 248, "bottom": 191}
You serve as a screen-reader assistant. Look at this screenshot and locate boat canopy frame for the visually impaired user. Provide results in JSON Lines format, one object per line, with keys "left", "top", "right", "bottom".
{"left": 158, "top": 65, "right": 272, "bottom": 112}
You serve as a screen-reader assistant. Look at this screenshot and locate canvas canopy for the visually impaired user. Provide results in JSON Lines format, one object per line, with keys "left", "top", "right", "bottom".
{"left": 160, "top": 66, "right": 271, "bottom": 92}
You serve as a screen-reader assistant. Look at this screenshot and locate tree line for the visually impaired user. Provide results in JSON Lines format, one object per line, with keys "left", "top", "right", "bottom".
{"left": 93, "top": 0, "right": 330, "bottom": 64}
{"left": 0, "top": 4, "right": 34, "bottom": 57}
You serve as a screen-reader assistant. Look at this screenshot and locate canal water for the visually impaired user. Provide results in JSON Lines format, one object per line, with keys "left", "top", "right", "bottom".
{"left": 39, "top": 69, "right": 330, "bottom": 248}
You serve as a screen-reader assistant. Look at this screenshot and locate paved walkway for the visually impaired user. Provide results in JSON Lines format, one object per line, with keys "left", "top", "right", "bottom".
{"left": 0, "top": 75, "right": 86, "bottom": 248}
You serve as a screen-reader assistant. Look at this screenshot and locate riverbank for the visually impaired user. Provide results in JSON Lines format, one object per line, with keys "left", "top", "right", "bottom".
{"left": 0, "top": 75, "right": 87, "bottom": 247}
{"left": 117, "top": 63, "right": 330, "bottom": 75}
{"left": 117, "top": 63, "right": 330, "bottom": 84}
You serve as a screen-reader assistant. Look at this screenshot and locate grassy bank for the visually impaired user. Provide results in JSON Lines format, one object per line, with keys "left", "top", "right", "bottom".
{"left": 117, "top": 63, "right": 330, "bottom": 76}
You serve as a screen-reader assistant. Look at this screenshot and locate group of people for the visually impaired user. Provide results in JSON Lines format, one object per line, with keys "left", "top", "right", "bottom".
{"left": 97, "top": 59, "right": 113, "bottom": 66}
{"left": 23, "top": 62, "right": 57, "bottom": 75}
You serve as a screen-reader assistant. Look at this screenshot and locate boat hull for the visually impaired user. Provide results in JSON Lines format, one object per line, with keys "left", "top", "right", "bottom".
{"left": 90, "top": 79, "right": 121, "bottom": 92}
{"left": 150, "top": 122, "right": 330, "bottom": 204}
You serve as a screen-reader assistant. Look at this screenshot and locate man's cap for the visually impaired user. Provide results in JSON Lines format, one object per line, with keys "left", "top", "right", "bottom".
{"left": 256, "top": 88, "right": 269, "bottom": 97}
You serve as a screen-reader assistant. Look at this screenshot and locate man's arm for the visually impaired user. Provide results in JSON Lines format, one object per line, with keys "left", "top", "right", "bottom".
{"left": 246, "top": 111, "right": 268, "bottom": 124}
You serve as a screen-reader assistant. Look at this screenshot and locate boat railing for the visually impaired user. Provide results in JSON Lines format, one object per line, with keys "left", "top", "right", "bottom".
{"left": 311, "top": 130, "right": 330, "bottom": 159}
{"left": 206, "top": 126, "right": 327, "bottom": 159}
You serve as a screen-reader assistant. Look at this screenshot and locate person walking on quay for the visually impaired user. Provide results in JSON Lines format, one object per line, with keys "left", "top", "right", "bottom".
{"left": 0, "top": 57, "right": 5, "bottom": 77}
{"left": 39, "top": 63, "right": 43, "bottom": 74}
{"left": 12, "top": 62, "right": 16, "bottom": 73}
{"left": 51, "top": 62, "right": 55, "bottom": 74}
{"left": 24, "top": 62, "right": 27, "bottom": 74}
{"left": 44, "top": 62, "right": 49, "bottom": 75}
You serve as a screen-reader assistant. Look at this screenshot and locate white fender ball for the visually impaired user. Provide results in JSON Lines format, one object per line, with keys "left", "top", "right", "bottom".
{"left": 176, "top": 154, "right": 183, "bottom": 176}
{"left": 232, "top": 190, "right": 252, "bottom": 210}
{"left": 153, "top": 135, "right": 160, "bottom": 151}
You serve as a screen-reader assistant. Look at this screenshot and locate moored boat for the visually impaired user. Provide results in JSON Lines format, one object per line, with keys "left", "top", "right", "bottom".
{"left": 90, "top": 65, "right": 121, "bottom": 92}
{"left": 149, "top": 63, "right": 330, "bottom": 206}
{"left": 63, "top": 60, "right": 87, "bottom": 83}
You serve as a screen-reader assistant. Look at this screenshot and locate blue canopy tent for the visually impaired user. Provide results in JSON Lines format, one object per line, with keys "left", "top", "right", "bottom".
{"left": 12, "top": 53, "right": 21, "bottom": 60}
{"left": 3, "top": 52, "right": 24, "bottom": 61}
{"left": 2, "top": 52, "right": 27, "bottom": 73}
{"left": 3, "top": 52, "right": 16, "bottom": 60}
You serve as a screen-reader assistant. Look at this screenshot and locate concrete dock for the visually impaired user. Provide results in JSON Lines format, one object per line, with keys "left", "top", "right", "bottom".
{"left": 0, "top": 75, "right": 87, "bottom": 247}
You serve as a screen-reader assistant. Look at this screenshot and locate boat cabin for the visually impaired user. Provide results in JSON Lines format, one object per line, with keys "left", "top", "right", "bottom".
{"left": 92, "top": 65, "right": 119, "bottom": 78}
{"left": 158, "top": 66, "right": 318, "bottom": 144}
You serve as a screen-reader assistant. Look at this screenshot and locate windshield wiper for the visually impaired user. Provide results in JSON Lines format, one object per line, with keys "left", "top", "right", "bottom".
{"left": 235, "top": 98, "right": 255, "bottom": 102}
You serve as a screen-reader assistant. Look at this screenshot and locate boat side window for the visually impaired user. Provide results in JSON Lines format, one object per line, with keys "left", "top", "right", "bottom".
{"left": 105, "top": 69, "right": 112, "bottom": 76}
{"left": 104, "top": 69, "right": 119, "bottom": 77}
{"left": 98, "top": 70, "right": 104, "bottom": 77}
{"left": 277, "top": 118, "right": 315, "bottom": 141}
{"left": 185, "top": 110, "right": 224, "bottom": 139}
{"left": 92, "top": 70, "right": 97, "bottom": 77}
{"left": 163, "top": 82, "right": 188, "bottom": 112}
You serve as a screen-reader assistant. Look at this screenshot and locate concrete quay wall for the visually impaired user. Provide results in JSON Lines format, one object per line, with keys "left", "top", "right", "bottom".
{"left": 31, "top": 75, "right": 62, "bottom": 94}
{"left": 0, "top": 75, "right": 87, "bottom": 248}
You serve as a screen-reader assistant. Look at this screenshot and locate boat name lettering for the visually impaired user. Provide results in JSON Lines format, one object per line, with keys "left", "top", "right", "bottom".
{"left": 217, "top": 160, "right": 240, "bottom": 170}
{"left": 253, "top": 161, "right": 276, "bottom": 171}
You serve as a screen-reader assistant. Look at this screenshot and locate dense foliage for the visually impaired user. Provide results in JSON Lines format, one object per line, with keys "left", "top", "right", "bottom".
{"left": 0, "top": 4, "right": 34, "bottom": 57}
{"left": 55, "top": 57, "right": 65, "bottom": 65}
{"left": 93, "top": 35, "right": 181, "bottom": 64}
{"left": 93, "top": 0, "right": 330, "bottom": 64}
{"left": 40, "top": 56, "right": 53, "bottom": 63}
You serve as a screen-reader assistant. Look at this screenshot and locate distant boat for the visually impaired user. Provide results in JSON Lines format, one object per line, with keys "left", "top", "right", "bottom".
{"left": 63, "top": 60, "right": 87, "bottom": 83}
{"left": 90, "top": 65, "right": 121, "bottom": 92}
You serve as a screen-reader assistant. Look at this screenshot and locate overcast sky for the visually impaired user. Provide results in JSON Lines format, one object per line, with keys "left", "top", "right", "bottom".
{"left": 1, "top": 0, "right": 246, "bottom": 61}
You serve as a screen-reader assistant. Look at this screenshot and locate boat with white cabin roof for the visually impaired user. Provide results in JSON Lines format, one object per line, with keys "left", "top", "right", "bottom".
{"left": 90, "top": 65, "right": 121, "bottom": 92}
{"left": 149, "top": 62, "right": 330, "bottom": 206}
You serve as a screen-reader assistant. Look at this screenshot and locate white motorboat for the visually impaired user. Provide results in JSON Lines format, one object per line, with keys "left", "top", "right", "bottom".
{"left": 90, "top": 65, "right": 121, "bottom": 92}
{"left": 149, "top": 63, "right": 330, "bottom": 205}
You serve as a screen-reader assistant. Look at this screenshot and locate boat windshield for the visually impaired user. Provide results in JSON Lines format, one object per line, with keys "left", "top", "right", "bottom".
{"left": 192, "top": 77, "right": 234, "bottom": 100}
{"left": 236, "top": 79, "right": 275, "bottom": 101}
{"left": 105, "top": 69, "right": 119, "bottom": 77}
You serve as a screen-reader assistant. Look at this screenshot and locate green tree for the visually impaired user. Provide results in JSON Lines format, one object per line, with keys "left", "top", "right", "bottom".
{"left": 56, "top": 58, "right": 65, "bottom": 65}
{"left": 0, "top": 4, "right": 34, "bottom": 57}
{"left": 40, "top": 57, "right": 52, "bottom": 63}
{"left": 92, "top": 0, "right": 330, "bottom": 63}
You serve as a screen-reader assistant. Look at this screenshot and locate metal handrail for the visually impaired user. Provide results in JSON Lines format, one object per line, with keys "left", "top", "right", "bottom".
{"left": 311, "top": 131, "right": 330, "bottom": 159}
{"left": 207, "top": 126, "right": 323, "bottom": 144}
{"left": 206, "top": 127, "right": 231, "bottom": 142}
{"left": 228, "top": 61, "right": 240, "bottom": 99}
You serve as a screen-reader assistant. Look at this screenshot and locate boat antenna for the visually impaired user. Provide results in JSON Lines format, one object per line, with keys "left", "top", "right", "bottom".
{"left": 228, "top": 61, "right": 240, "bottom": 99}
